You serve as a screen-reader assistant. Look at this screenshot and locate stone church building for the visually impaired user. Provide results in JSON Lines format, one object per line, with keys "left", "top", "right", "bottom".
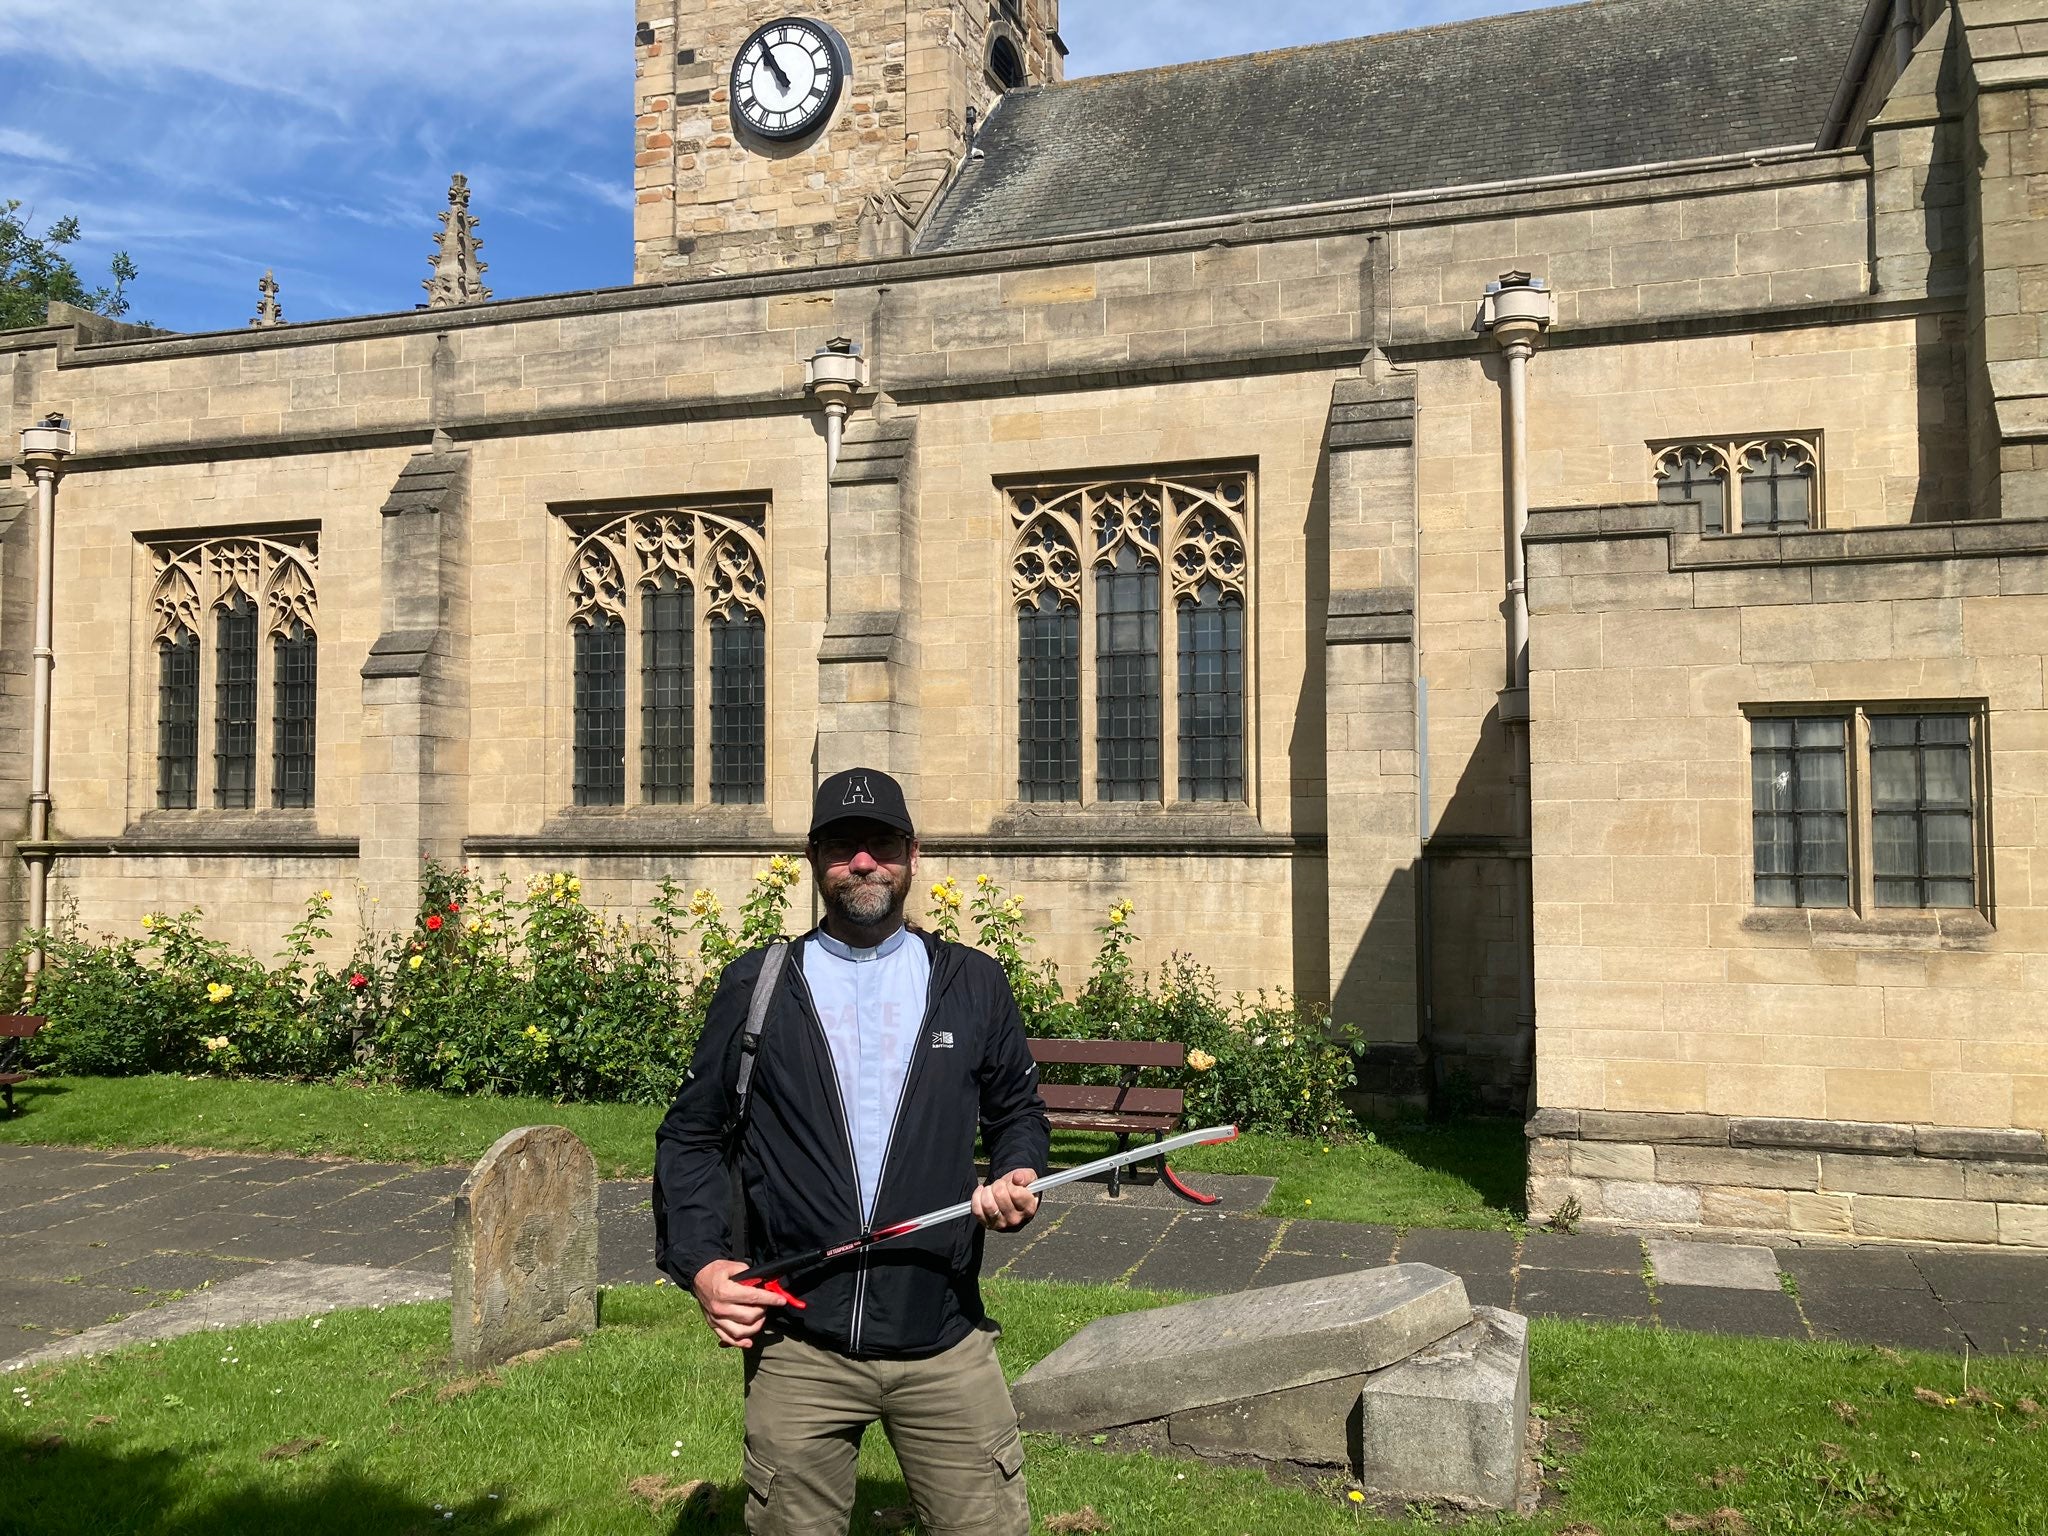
{"left": 3, "top": 0, "right": 2045, "bottom": 1245}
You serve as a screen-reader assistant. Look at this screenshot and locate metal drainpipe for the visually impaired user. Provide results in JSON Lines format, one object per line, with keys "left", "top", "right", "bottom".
{"left": 19, "top": 414, "right": 76, "bottom": 980}
{"left": 1477, "top": 274, "right": 1552, "bottom": 1106}
{"left": 1889, "top": 0, "right": 1918, "bottom": 75}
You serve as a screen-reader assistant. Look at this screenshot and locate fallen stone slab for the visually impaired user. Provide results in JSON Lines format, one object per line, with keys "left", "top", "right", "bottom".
{"left": 1013, "top": 1262, "right": 1470, "bottom": 1433}
{"left": 2, "top": 1261, "right": 450, "bottom": 1372}
{"left": 1358, "top": 1306, "right": 1529, "bottom": 1510}
{"left": 1646, "top": 1238, "right": 1781, "bottom": 1292}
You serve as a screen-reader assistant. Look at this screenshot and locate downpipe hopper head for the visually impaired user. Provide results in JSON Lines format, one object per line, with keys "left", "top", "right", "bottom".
{"left": 20, "top": 413, "right": 76, "bottom": 466}
{"left": 1476, "top": 272, "right": 1553, "bottom": 346}
{"left": 805, "top": 337, "right": 869, "bottom": 403}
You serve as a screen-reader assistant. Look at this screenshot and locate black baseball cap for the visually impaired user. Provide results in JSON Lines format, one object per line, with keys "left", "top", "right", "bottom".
{"left": 809, "top": 767, "right": 916, "bottom": 841}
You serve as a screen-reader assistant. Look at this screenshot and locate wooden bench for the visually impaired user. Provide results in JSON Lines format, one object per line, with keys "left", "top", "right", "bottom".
{"left": 0, "top": 1015, "right": 47, "bottom": 1117}
{"left": 1027, "top": 1037, "right": 1217, "bottom": 1204}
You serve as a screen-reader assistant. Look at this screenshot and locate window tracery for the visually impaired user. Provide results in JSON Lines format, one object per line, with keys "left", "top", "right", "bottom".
{"left": 1654, "top": 435, "right": 1821, "bottom": 534}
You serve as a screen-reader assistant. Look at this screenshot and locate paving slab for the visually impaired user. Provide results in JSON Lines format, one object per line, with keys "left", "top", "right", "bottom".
{"left": 1126, "top": 1214, "right": 1276, "bottom": 1294}
{"left": 1657, "top": 1285, "right": 1808, "bottom": 1340}
{"left": 1517, "top": 1269, "right": 1652, "bottom": 1324}
{"left": 0, "top": 1277, "right": 136, "bottom": 1338}
{"left": 1397, "top": 1229, "right": 1517, "bottom": 1309}
{"left": 1, "top": 1260, "right": 452, "bottom": 1370}
{"left": 1775, "top": 1245, "right": 1931, "bottom": 1291}
{"left": 76, "top": 1251, "right": 264, "bottom": 1293}
{"left": 1911, "top": 1250, "right": 2048, "bottom": 1304}
{"left": 1013, "top": 1263, "right": 1472, "bottom": 1433}
{"left": 1800, "top": 1286, "right": 1965, "bottom": 1353}
{"left": 995, "top": 1204, "right": 1179, "bottom": 1285}
{"left": 1273, "top": 1219, "right": 1399, "bottom": 1262}
{"left": 1520, "top": 1232, "right": 1643, "bottom": 1272}
{"left": 1944, "top": 1303, "right": 2048, "bottom": 1356}
{"left": 1647, "top": 1239, "right": 1782, "bottom": 1292}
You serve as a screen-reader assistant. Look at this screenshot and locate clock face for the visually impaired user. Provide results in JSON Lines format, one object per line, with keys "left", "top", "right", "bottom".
{"left": 731, "top": 18, "right": 849, "bottom": 142}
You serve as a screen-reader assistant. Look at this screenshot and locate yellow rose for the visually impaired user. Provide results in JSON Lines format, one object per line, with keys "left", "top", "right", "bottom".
{"left": 141, "top": 914, "right": 155, "bottom": 931}
{"left": 408, "top": 955, "right": 423, "bottom": 971}
{"left": 205, "top": 982, "right": 233, "bottom": 1004}
{"left": 319, "top": 889, "right": 333, "bottom": 901}
{"left": 1186, "top": 1049, "right": 1215, "bottom": 1072}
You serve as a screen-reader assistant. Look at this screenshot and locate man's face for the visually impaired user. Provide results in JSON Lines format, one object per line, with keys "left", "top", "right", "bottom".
{"left": 809, "top": 819, "right": 917, "bottom": 928}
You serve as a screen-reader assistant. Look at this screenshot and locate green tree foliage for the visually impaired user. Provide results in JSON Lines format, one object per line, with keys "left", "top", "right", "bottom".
{"left": 1, "top": 200, "right": 138, "bottom": 329}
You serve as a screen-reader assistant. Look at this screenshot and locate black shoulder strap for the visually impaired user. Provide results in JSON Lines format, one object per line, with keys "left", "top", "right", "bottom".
{"left": 730, "top": 938, "right": 789, "bottom": 1137}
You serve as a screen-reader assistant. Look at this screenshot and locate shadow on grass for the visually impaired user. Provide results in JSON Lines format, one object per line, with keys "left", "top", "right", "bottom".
{"left": 2, "top": 1427, "right": 927, "bottom": 1536}
{"left": 1363, "top": 1116, "right": 1528, "bottom": 1217}
{"left": 0, "top": 1429, "right": 545, "bottom": 1536}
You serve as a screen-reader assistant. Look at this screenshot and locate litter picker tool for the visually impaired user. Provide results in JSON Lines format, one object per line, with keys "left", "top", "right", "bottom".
{"left": 737, "top": 1123, "right": 1239, "bottom": 1304}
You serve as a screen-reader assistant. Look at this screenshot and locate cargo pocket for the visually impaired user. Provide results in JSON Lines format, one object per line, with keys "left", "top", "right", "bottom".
{"left": 985, "top": 1427, "right": 1028, "bottom": 1534}
{"left": 742, "top": 1444, "right": 778, "bottom": 1529}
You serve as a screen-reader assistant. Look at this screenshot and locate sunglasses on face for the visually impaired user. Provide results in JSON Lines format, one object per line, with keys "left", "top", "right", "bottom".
{"left": 815, "top": 833, "right": 911, "bottom": 866}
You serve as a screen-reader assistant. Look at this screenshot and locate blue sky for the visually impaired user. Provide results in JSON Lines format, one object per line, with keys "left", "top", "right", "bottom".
{"left": 0, "top": 2, "right": 1573, "bottom": 334}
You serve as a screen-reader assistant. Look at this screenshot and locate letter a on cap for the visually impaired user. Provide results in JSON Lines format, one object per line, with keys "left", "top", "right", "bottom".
{"left": 843, "top": 774, "right": 875, "bottom": 807}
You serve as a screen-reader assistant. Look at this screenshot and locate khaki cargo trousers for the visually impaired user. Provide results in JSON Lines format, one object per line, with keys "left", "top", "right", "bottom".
{"left": 741, "top": 1325, "right": 1030, "bottom": 1535}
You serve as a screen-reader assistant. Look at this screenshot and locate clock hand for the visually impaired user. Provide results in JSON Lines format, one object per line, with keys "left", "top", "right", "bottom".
{"left": 760, "top": 43, "right": 792, "bottom": 92}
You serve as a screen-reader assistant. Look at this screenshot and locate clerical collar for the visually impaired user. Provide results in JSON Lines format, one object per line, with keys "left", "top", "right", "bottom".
{"left": 812, "top": 925, "right": 912, "bottom": 963}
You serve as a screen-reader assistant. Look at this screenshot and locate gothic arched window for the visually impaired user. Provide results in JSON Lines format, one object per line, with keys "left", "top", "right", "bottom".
{"left": 1008, "top": 473, "right": 1251, "bottom": 806}
{"left": 146, "top": 534, "right": 319, "bottom": 812}
{"left": 566, "top": 505, "right": 768, "bottom": 807}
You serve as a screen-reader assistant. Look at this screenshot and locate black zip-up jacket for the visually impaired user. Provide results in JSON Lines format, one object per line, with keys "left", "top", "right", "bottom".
{"left": 654, "top": 929, "right": 1051, "bottom": 1360}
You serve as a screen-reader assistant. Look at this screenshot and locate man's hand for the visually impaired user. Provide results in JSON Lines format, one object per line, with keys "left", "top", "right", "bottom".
{"left": 692, "top": 1258, "right": 786, "bottom": 1349}
{"left": 972, "top": 1167, "right": 1040, "bottom": 1231}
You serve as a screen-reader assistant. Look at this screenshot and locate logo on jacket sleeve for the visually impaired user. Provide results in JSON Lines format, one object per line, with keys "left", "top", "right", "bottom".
{"left": 843, "top": 774, "right": 874, "bottom": 806}
{"left": 930, "top": 1030, "right": 954, "bottom": 1049}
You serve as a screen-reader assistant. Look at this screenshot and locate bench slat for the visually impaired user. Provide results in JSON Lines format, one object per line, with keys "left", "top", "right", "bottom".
{"left": 1026, "top": 1038, "right": 1184, "bottom": 1069}
{"left": 0, "top": 1015, "right": 47, "bottom": 1039}
{"left": 1039, "top": 1084, "right": 1184, "bottom": 1117}
{"left": 1044, "top": 1111, "right": 1179, "bottom": 1135}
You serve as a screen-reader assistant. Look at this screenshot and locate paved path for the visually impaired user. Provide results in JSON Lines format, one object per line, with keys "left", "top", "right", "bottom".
{"left": 5, "top": 1142, "right": 2045, "bottom": 1363}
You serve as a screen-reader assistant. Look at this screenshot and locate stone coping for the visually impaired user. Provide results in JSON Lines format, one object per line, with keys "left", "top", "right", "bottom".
{"left": 1525, "top": 501, "right": 2048, "bottom": 567}
{"left": 460, "top": 829, "right": 1323, "bottom": 859}
{"left": 22, "top": 834, "right": 359, "bottom": 860}
{"left": 1529, "top": 1107, "right": 2048, "bottom": 1163}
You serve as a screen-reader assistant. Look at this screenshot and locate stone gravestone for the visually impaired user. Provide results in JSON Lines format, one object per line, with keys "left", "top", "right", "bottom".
{"left": 451, "top": 1125, "right": 599, "bottom": 1368}
{"left": 1012, "top": 1262, "right": 1531, "bottom": 1510}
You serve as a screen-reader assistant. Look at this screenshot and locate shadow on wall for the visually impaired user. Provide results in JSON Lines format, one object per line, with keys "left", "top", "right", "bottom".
{"left": 1289, "top": 443, "right": 1335, "bottom": 1006}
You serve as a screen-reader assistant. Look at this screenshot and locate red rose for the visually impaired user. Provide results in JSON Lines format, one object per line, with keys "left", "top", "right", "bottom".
{"left": 448, "top": 901, "right": 461, "bottom": 914}
{"left": 426, "top": 914, "right": 444, "bottom": 932}
{"left": 348, "top": 973, "right": 368, "bottom": 990}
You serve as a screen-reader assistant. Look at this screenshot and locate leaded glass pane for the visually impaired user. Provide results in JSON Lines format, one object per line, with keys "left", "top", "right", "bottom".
{"left": 1177, "top": 585, "right": 1243, "bottom": 801}
{"left": 641, "top": 575, "right": 693, "bottom": 806}
{"left": 1018, "top": 592, "right": 1080, "bottom": 802}
{"left": 1656, "top": 448, "right": 1728, "bottom": 535}
{"left": 710, "top": 612, "right": 765, "bottom": 805}
{"left": 573, "top": 614, "right": 626, "bottom": 806}
{"left": 1869, "top": 713, "right": 1977, "bottom": 908}
{"left": 1750, "top": 715, "right": 1848, "bottom": 908}
{"left": 156, "top": 631, "right": 199, "bottom": 810}
{"left": 1096, "top": 544, "right": 1160, "bottom": 802}
{"left": 1739, "top": 443, "right": 1814, "bottom": 531}
{"left": 271, "top": 622, "right": 317, "bottom": 809}
{"left": 213, "top": 594, "right": 258, "bottom": 810}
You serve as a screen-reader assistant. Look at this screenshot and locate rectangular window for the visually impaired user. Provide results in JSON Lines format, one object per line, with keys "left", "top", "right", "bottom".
{"left": 156, "top": 632, "right": 199, "bottom": 810}
{"left": 271, "top": 623, "right": 317, "bottom": 809}
{"left": 1096, "top": 546, "right": 1161, "bottom": 801}
{"left": 641, "top": 578, "right": 694, "bottom": 805}
{"left": 213, "top": 595, "right": 258, "bottom": 810}
{"left": 573, "top": 614, "right": 626, "bottom": 806}
{"left": 1655, "top": 436, "right": 1820, "bottom": 536}
{"left": 1178, "top": 589, "right": 1244, "bottom": 801}
{"left": 1750, "top": 716, "right": 1849, "bottom": 908}
{"left": 710, "top": 612, "right": 766, "bottom": 805}
{"left": 1018, "top": 592, "right": 1080, "bottom": 802}
{"left": 1871, "top": 714, "right": 1976, "bottom": 908}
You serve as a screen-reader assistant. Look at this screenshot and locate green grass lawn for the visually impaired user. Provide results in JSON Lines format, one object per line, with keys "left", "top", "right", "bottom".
{"left": 1, "top": 1075, "right": 1524, "bottom": 1229}
{"left": 3, "top": 1281, "right": 2043, "bottom": 1535}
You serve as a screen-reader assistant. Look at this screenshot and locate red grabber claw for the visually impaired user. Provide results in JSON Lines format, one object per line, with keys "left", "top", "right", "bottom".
{"left": 742, "top": 1276, "right": 806, "bottom": 1310}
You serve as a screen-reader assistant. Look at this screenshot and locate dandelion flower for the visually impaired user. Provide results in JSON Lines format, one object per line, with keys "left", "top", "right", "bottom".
{"left": 1348, "top": 1491, "right": 1365, "bottom": 1504}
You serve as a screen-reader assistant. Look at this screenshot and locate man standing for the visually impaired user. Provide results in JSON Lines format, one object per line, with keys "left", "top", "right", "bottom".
{"left": 657, "top": 766, "right": 1049, "bottom": 1536}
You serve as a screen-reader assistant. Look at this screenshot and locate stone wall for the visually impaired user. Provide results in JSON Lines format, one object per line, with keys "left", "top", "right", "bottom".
{"left": 1525, "top": 504, "right": 2048, "bottom": 1245}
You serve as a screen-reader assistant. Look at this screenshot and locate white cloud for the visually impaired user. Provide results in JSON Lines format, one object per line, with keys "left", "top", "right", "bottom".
{"left": 0, "top": 127, "right": 75, "bottom": 166}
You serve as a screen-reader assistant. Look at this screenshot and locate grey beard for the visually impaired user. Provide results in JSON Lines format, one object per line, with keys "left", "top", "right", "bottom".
{"left": 837, "top": 878, "right": 896, "bottom": 925}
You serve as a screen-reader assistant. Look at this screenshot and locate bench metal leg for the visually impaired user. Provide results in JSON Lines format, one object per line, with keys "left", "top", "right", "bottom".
{"left": 1108, "top": 1133, "right": 1129, "bottom": 1198}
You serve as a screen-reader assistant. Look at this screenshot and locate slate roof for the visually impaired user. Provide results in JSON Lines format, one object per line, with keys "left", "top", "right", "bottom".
{"left": 918, "top": 0, "right": 1867, "bottom": 254}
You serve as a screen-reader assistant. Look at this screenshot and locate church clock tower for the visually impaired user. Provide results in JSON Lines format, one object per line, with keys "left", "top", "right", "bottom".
{"left": 633, "top": 1, "right": 1066, "bottom": 281}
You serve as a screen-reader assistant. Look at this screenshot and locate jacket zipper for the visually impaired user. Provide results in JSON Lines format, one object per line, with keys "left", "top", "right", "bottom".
{"left": 787, "top": 948, "right": 868, "bottom": 1350}
{"left": 853, "top": 943, "right": 953, "bottom": 1353}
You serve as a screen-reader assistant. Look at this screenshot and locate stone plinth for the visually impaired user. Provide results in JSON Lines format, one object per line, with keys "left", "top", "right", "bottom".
{"left": 1012, "top": 1263, "right": 1471, "bottom": 1434}
{"left": 1358, "top": 1306, "right": 1529, "bottom": 1510}
{"left": 451, "top": 1125, "right": 599, "bottom": 1369}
